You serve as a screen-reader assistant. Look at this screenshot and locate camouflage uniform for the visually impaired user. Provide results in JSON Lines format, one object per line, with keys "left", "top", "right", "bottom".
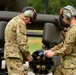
{"left": 51, "top": 21, "right": 76, "bottom": 75}
{"left": 4, "top": 15, "right": 30, "bottom": 75}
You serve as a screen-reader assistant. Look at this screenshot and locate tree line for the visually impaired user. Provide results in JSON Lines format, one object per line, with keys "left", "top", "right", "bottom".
{"left": 27, "top": 0, "right": 76, "bottom": 15}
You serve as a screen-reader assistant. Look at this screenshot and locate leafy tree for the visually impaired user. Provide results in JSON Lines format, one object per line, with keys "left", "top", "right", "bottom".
{"left": 27, "top": 0, "right": 44, "bottom": 13}
{"left": 27, "top": 0, "right": 76, "bottom": 14}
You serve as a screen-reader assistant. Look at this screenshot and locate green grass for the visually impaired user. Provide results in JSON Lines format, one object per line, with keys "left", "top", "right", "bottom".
{"left": 28, "top": 37, "right": 42, "bottom": 53}
{"left": 28, "top": 44, "right": 42, "bottom": 52}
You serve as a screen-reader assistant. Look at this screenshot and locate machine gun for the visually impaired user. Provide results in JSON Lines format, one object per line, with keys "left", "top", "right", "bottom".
{"left": 29, "top": 23, "right": 62, "bottom": 75}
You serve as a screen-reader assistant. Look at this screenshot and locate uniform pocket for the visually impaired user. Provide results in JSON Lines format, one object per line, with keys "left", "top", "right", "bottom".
{"left": 63, "top": 57, "right": 76, "bottom": 68}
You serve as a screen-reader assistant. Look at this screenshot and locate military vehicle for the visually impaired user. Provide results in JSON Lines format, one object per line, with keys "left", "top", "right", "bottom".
{"left": 0, "top": 0, "right": 66, "bottom": 75}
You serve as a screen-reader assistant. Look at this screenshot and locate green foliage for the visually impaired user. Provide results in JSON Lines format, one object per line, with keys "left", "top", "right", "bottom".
{"left": 27, "top": 0, "right": 76, "bottom": 14}
{"left": 27, "top": 0, "right": 44, "bottom": 13}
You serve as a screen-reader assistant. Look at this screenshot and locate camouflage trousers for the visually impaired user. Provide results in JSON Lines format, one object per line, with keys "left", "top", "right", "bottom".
{"left": 5, "top": 57, "right": 25, "bottom": 75}
{"left": 53, "top": 65, "right": 76, "bottom": 75}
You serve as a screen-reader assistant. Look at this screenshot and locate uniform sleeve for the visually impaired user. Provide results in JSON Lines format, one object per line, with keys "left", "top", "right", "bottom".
{"left": 17, "top": 23, "right": 30, "bottom": 58}
{"left": 51, "top": 42, "right": 63, "bottom": 51}
{"left": 51, "top": 30, "right": 76, "bottom": 56}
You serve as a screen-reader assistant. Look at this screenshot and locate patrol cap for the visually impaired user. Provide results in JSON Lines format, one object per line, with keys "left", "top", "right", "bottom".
{"left": 21, "top": 6, "right": 37, "bottom": 20}
{"left": 63, "top": 5, "right": 76, "bottom": 16}
{"left": 22, "top": 6, "right": 36, "bottom": 13}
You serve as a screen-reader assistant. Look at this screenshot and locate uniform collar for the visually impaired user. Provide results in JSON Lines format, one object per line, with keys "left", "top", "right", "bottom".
{"left": 70, "top": 21, "right": 76, "bottom": 28}
{"left": 66, "top": 21, "right": 76, "bottom": 31}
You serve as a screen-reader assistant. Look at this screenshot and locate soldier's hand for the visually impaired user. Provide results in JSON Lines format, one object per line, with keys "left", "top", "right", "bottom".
{"left": 27, "top": 55, "right": 33, "bottom": 62}
{"left": 44, "top": 50, "right": 54, "bottom": 58}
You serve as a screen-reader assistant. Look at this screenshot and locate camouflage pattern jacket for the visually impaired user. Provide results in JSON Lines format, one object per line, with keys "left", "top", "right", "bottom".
{"left": 51, "top": 21, "right": 76, "bottom": 69}
{"left": 4, "top": 15, "right": 30, "bottom": 61}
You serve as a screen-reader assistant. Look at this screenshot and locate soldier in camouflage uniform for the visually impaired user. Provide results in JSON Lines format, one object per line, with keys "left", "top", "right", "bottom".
{"left": 4, "top": 6, "right": 37, "bottom": 75}
{"left": 44, "top": 5, "right": 76, "bottom": 75}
